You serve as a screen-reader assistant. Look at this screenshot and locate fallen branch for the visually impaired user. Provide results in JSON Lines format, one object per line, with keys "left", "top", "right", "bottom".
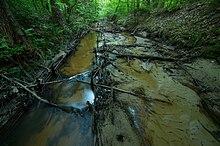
{"left": 28, "top": 71, "right": 91, "bottom": 87}
{"left": 26, "top": 74, "right": 171, "bottom": 105}
{"left": 0, "top": 74, "right": 75, "bottom": 112}
{"left": 20, "top": 79, "right": 65, "bottom": 88}
{"left": 76, "top": 79, "right": 171, "bottom": 105}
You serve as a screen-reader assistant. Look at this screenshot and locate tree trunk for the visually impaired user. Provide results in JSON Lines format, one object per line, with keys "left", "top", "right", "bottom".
{"left": 111, "top": 0, "right": 121, "bottom": 21}
{"left": 0, "top": 0, "right": 35, "bottom": 53}
{"left": 50, "top": 0, "right": 64, "bottom": 26}
{"left": 136, "top": 0, "right": 140, "bottom": 9}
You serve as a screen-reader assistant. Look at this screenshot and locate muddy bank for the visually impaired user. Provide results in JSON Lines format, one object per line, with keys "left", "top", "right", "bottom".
{"left": 93, "top": 22, "right": 220, "bottom": 145}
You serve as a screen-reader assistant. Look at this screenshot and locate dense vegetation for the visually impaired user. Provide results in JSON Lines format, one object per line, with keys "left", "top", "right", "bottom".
{"left": 0, "top": 0, "right": 219, "bottom": 70}
{"left": 0, "top": 0, "right": 98, "bottom": 72}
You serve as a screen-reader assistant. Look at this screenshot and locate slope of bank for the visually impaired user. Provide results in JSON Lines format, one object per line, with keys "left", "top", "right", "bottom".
{"left": 122, "top": 2, "right": 220, "bottom": 62}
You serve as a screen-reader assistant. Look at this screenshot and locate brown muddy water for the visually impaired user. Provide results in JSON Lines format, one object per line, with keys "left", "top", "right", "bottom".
{"left": 102, "top": 31, "right": 220, "bottom": 145}
{"left": 2, "top": 31, "right": 97, "bottom": 146}
{"left": 115, "top": 59, "right": 220, "bottom": 146}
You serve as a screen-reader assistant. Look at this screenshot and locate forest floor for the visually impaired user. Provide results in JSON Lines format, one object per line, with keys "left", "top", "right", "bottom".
{"left": 0, "top": 1, "right": 220, "bottom": 146}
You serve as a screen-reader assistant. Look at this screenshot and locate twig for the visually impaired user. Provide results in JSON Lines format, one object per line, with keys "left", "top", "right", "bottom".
{"left": 0, "top": 74, "right": 74, "bottom": 112}
{"left": 35, "top": 79, "right": 68, "bottom": 87}
{"left": 106, "top": 44, "right": 148, "bottom": 48}
{"left": 28, "top": 71, "right": 91, "bottom": 87}
{"left": 14, "top": 78, "right": 32, "bottom": 86}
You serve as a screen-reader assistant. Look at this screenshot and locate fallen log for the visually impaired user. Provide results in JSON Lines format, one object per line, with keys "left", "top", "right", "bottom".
{"left": 112, "top": 52, "right": 176, "bottom": 62}
{"left": 36, "top": 51, "right": 67, "bottom": 83}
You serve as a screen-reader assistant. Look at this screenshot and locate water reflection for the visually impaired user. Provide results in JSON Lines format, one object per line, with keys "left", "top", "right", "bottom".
{"left": 60, "top": 31, "right": 97, "bottom": 77}
{"left": 3, "top": 108, "right": 93, "bottom": 146}
{"left": 47, "top": 71, "right": 94, "bottom": 109}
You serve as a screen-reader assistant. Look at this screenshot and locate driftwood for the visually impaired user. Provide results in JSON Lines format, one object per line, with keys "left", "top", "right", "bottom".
{"left": 90, "top": 28, "right": 122, "bottom": 34}
{"left": 36, "top": 51, "right": 67, "bottom": 83}
{"left": 98, "top": 48, "right": 176, "bottom": 61}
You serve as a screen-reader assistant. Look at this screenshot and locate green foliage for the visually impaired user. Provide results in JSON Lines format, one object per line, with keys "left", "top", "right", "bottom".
{"left": 2, "top": 0, "right": 217, "bottom": 64}
{"left": 97, "top": 0, "right": 218, "bottom": 20}
{"left": 6, "top": 0, "right": 99, "bottom": 62}
{"left": 0, "top": 35, "right": 25, "bottom": 61}
{"left": 67, "top": 1, "right": 99, "bottom": 33}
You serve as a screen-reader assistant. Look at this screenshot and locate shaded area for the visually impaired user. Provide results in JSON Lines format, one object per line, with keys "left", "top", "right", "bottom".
{"left": 2, "top": 32, "right": 97, "bottom": 146}
{"left": 3, "top": 108, "right": 93, "bottom": 146}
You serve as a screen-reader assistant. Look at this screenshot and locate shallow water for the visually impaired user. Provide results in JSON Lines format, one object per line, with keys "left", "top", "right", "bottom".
{"left": 115, "top": 53, "right": 220, "bottom": 146}
{"left": 47, "top": 73, "right": 94, "bottom": 109}
{"left": 60, "top": 31, "right": 97, "bottom": 77}
{"left": 3, "top": 108, "right": 93, "bottom": 146}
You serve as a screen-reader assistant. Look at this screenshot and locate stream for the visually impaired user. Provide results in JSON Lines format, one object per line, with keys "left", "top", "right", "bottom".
{"left": 2, "top": 32, "right": 97, "bottom": 146}
{"left": 2, "top": 22, "right": 220, "bottom": 146}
